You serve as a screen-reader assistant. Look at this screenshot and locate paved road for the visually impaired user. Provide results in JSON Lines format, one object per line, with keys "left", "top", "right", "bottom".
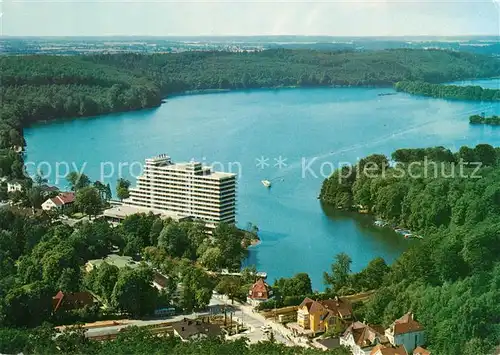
{"left": 85, "top": 296, "right": 306, "bottom": 347}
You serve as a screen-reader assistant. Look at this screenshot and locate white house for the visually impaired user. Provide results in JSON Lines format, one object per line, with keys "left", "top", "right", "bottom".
{"left": 41, "top": 192, "right": 75, "bottom": 211}
{"left": 7, "top": 181, "right": 23, "bottom": 193}
{"left": 385, "top": 312, "right": 425, "bottom": 353}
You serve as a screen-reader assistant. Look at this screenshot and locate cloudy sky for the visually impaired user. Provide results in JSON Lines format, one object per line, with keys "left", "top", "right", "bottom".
{"left": 2, "top": 0, "right": 499, "bottom": 37}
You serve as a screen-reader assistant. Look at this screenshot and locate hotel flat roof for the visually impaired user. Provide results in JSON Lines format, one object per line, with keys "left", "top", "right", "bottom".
{"left": 103, "top": 204, "right": 188, "bottom": 221}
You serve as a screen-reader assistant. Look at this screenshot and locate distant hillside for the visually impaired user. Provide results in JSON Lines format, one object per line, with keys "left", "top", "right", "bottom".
{"left": 85, "top": 49, "right": 500, "bottom": 95}
{"left": 0, "top": 49, "right": 499, "bottom": 151}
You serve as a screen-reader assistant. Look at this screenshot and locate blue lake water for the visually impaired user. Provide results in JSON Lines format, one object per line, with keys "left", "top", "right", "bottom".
{"left": 24, "top": 80, "right": 500, "bottom": 289}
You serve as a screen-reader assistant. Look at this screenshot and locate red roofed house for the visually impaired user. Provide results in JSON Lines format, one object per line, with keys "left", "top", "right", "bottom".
{"left": 52, "top": 290, "right": 95, "bottom": 313}
{"left": 385, "top": 312, "right": 425, "bottom": 353}
{"left": 371, "top": 344, "right": 408, "bottom": 355}
{"left": 42, "top": 192, "right": 75, "bottom": 211}
{"left": 247, "top": 278, "right": 273, "bottom": 306}
{"left": 340, "top": 321, "right": 389, "bottom": 355}
{"left": 413, "top": 346, "right": 430, "bottom": 355}
{"left": 297, "top": 296, "right": 353, "bottom": 335}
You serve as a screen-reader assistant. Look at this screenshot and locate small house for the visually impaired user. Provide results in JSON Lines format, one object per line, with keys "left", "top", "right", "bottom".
{"left": 247, "top": 278, "right": 273, "bottom": 306}
{"left": 171, "top": 318, "right": 222, "bottom": 341}
{"left": 41, "top": 192, "right": 75, "bottom": 211}
{"left": 385, "top": 312, "right": 425, "bottom": 353}
{"left": 7, "top": 181, "right": 23, "bottom": 193}
{"left": 52, "top": 290, "right": 95, "bottom": 313}
{"left": 297, "top": 296, "right": 353, "bottom": 335}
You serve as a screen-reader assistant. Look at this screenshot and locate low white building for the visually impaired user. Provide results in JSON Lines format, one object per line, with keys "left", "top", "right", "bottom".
{"left": 41, "top": 192, "right": 75, "bottom": 211}
{"left": 385, "top": 312, "right": 425, "bottom": 353}
{"left": 7, "top": 181, "right": 23, "bottom": 193}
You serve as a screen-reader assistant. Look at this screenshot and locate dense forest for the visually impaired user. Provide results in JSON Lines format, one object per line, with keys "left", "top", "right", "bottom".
{"left": 469, "top": 114, "right": 500, "bottom": 125}
{"left": 395, "top": 80, "right": 500, "bottom": 101}
{"left": 319, "top": 145, "right": 500, "bottom": 354}
{"left": 0, "top": 200, "right": 252, "bottom": 329}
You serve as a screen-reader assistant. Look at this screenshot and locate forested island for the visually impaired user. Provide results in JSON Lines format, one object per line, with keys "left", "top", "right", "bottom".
{"left": 319, "top": 144, "right": 500, "bottom": 354}
{"left": 395, "top": 80, "right": 500, "bottom": 101}
{"left": 469, "top": 114, "right": 500, "bottom": 125}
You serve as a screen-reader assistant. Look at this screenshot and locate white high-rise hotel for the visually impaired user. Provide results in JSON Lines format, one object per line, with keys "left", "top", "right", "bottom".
{"left": 125, "top": 154, "right": 236, "bottom": 225}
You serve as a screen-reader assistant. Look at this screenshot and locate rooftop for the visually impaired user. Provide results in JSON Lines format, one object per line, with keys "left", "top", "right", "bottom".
{"left": 103, "top": 204, "right": 187, "bottom": 221}
{"left": 145, "top": 154, "right": 236, "bottom": 179}
{"left": 343, "top": 321, "right": 388, "bottom": 349}
{"left": 87, "top": 254, "right": 139, "bottom": 269}
{"left": 171, "top": 318, "right": 222, "bottom": 340}
{"left": 49, "top": 192, "right": 75, "bottom": 206}
{"left": 389, "top": 312, "right": 424, "bottom": 335}
{"left": 371, "top": 344, "right": 408, "bottom": 355}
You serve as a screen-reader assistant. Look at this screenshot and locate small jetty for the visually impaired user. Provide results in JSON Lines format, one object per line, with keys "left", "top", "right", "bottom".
{"left": 374, "top": 220, "right": 423, "bottom": 240}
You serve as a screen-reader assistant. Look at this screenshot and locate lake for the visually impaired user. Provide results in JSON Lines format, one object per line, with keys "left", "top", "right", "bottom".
{"left": 24, "top": 80, "right": 500, "bottom": 289}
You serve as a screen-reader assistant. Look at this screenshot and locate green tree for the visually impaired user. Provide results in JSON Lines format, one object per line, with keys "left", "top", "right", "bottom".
{"left": 66, "top": 172, "right": 90, "bottom": 191}
{"left": 75, "top": 186, "right": 103, "bottom": 218}
{"left": 112, "top": 265, "right": 158, "bottom": 316}
{"left": 324, "top": 253, "right": 352, "bottom": 292}
{"left": 116, "top": 178, "right": 131, "bottom": 201}
{"left": 179, "top": 265, "right": 214, "bottom": 312}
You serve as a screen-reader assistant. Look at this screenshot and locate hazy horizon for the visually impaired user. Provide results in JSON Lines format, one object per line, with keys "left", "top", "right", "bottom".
{"left": 2, "top": 1, "right": 499, "bottom": 37}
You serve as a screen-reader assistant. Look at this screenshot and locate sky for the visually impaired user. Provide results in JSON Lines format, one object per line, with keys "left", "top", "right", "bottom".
{"left": 1, "top": 0, "right": 499, "bottom": 37}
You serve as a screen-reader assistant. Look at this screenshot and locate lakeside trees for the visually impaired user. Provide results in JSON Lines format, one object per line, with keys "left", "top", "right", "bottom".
{"left": 320, "top": 145, "right": 500, "bottom": 354}
{"left": 395, "top": 81, "right": 500, "bottom": 101}
{"left": 469, "top": 114, "right": 500, "bottom": 125}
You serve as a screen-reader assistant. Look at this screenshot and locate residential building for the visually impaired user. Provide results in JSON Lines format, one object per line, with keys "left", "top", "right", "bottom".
{"left": 171, "top": 318, "right": 222, "bottom": 341}
{"left": 385, "top": 312, "right": 425, "bottom": 352}
{"left": 124, "top": 154, "right": 236, "bottom": 227}
{"left": 41, "top": 192, "right": 75, "bottom": 211}
{"left": 340, "top": 321, "right": 389, "bottom": 355}
{"left": 371, "top": 344, "right": 408, "bottom": 355}
{"left": 247, "top": 278, "right": 273, "bottom": 306}
{"left": 52, "top": 290, "right": 95, "bottom": 313}
{"left": 7, "top": 181, "right": 23, "bottom": 193}
{"left": 297, "top": 297, "right": 353, "bottom": 335}
{"left": 413, "top": 346, "right": 430, "bottom": 355}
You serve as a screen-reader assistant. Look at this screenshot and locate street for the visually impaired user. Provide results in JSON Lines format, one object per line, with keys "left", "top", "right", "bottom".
{"left": 84, "top": 295, "right": 305, "bottom": 347}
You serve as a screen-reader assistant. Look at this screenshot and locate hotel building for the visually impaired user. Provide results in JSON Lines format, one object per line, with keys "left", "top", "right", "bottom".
{"left": 124, "top": 154, "right": 236, "bottom": 226}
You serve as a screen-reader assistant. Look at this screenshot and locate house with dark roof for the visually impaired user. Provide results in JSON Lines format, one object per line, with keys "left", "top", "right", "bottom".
{"left": 42, "top": 192, "right": 75, "bottom": 211}
{"left": 385, "top": 312, "right": 425, "bottom": 353}
{"left": 52, "top": 290, "right": 95, "bottom": 313}
{"left": 296, "top": 296, "right": 353, "bottom": 335}
{"left": 340, "top": 321, "right": 389, "bottom": 355}
{"left": 171, "top": 318, "right": 222, "bottom": 341}
{"left": 247, "top": 278, "right": 273, "bottom": 306}
{"left": 315, "top": 337, "right": 341, "bottom": 351}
